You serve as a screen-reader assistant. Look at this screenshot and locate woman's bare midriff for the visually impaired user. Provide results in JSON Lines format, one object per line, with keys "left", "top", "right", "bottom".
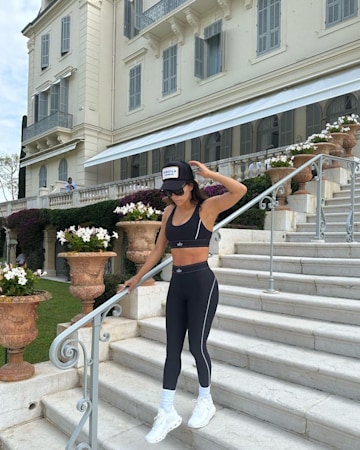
{"left": 171, "top": 247, "right": 209, "bottom": 266}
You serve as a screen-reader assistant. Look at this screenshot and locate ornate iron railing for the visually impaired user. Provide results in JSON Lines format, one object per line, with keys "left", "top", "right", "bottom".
{"left": 49, "top": 153, "right": 360, "bottom": 449}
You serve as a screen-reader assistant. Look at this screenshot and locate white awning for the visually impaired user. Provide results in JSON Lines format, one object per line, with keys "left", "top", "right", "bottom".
{"left": 85, "top": 67, "right": 360, "bottom": 168}
{"left": 20, "top": 141, "right": 79, "bottom": 168}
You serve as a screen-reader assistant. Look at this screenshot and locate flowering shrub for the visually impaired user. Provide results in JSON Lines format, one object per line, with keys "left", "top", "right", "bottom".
{"left": 287, "top": 142, "right": 316, "bottom": 155}
{"left": 114, "top": 201, "right": 163, "bottom": 221}
{"left": 0, "top": 264, "right": 47, "bottom": 296}
{"left": 57, "top": 226, "right": 118, "bottom": 252}
{"left": 337, "top": 114, "right": 359, "bottom": 125}
{"left": 269, "top": 154, "right": 293, "bottom": 168}
{"left": 306, "top": 132, "right": 333, "bottom": 143}
{"left": 325, "top": 121, "right": 350, "bottom": 133}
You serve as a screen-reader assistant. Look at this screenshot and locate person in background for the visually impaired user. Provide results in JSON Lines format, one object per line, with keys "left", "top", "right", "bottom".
{"left": 16, "top": 252, "right": 26, "bottom": 267}
{"left": 65, "top": 177, "right": 77, "bottom": 191}
{"left": 120, "top": 160, "right": 247, "bottom": 444}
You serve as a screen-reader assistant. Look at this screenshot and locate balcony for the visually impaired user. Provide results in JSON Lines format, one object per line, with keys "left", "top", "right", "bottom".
{"left": 23, "top": 112, "right": 73, "bottom": 143}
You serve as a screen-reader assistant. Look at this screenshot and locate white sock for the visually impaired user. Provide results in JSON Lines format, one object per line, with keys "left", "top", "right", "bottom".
{"left": 198, "top": 384, "right": 211, "bottom": 400}
{"left": 160, "top": 388, "right": 176, "bottom": 413}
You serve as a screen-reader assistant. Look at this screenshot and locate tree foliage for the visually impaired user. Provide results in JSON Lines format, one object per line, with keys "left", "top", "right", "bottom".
{"left": 0, "top": 154, "right": 20, "bottom": 201}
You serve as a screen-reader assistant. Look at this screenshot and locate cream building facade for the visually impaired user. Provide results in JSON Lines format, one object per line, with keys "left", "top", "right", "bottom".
{"left": 20, "top": 0, "right": 360, "bottom": 197}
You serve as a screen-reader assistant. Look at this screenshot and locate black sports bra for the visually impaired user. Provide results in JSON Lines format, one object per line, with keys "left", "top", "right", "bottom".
{"left": 165, "top": 204, "right": 212, "bottom": 249}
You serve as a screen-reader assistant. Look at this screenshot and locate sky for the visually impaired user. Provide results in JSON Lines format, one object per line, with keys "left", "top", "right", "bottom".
{"left": 0, "top": 1, "right": 41, "bottom": 159}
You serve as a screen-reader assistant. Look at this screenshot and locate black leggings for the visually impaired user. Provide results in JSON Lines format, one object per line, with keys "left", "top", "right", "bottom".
{"left": 163, "top": 261, "right": 218, "bottom": 390}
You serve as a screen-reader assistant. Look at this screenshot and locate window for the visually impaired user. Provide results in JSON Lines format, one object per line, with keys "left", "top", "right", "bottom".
{"left": 35, "top": 91, "right": 49, "bottom": 122}
{"left": 163, "top": 45, "right": 177, "bottom": 96}
{"left": 204, "top": 129, "right": 232, "bottom": 162}
{"left": 240, "top": 123, "right": 253, "bottom": 155}
{"left": 152, "top": 149, "right": 160, "bottom": 174}
{"left": 39, "top": 166, "right": 47, "bottom": 188}
{"left": 257, "top": 115, "right": 279, "bottom": 151}
{"left": 195, "top": 20, "right": 223, "bottom": 79}
{"left": 124, "top": 0, "right": 143, "bottom": 39}
{"left": 41, "top": 33, "right": 50, "bottom": 69}
{"left": 326, "top": 0, "right": 357, "bottom": 27}
{"left": 326, "top": 94, "right": 358, "bottom": 123}
{"left": 61, "top": 16, "right": 71, "bottom": 55}
{"left": 257, "top": 0, "right": 281, "bottom": 56}
{"left": 279, "top": 110, "right": 294, "bottom": 146}
{"left": 129, "top": 64, "right": 141, "bottom": 110}
{"left": 130, "top": 153, "right": 147, "bottom": 177}
{"left": 164, "top": 142, "right": 185, "bottom": 164}
{"left": 120, "top": 158, "right": 128, "bottom": 180}
{"left": 306, "top": 104, "right": 323, "bottom": 137}
{"left": 191, "top": 138, "right": 201, "bottom": 160}
{"left": 50, "top": 79, "right": 69, "bottom": 114}
{"left": 58, "top": 158, "right": 68, "bottom": 181}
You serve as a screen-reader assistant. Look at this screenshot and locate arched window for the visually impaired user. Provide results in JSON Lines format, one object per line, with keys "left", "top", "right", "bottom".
{"left": 152, "top": 148, "right": 160, "bottom": 174}
{"left": 240, "top": 123, "right": 253, "bottom": 155}
{"left": 326, "top": 94, "right": 358, "bottom": 124}
{"left": 204, "top": 130, "right": 232, "bottom": 162}
{"left": 58, "top": 158, "right": 68, "bottom": 181}
{"left": 257, "top": 115, "right": 279, "bottom": 151}
{"left": 164, "top": 142, "right": 185, "bottom": 164}
{"left": 39, "top": 165, "right": 47, "bottom": 188}
{"left": 130, "top": 153, "right": 147, "bottom": 177}
{"left": 191, "top": 138, "right": 201, "bottom": 160}
{"left": 306, "top": 103, "right": 323, "bottom": 137}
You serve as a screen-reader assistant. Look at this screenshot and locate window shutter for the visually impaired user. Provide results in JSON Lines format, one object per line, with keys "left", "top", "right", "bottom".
{"left": 221, "top": 129, "right": 232, "bottom": 159}
{"left": 41, "top": 34, "right": 50, "bottom": 69}
{"left": 139, "top": 152, "right": 147, "bottom": 176}
{"left": 61, "top": 16, "right": 71, "bottom": 54}
{"left": 194, "top": 36, "right": 204, "bottom": 78}
{"left": 50, "top": 84, "right": 60, "bottom": 114}
{"left": 240, "top": 123, "right": 253, "bottom": 155}
{"left": 124, "top": 0, "right": 132, "bottom": 38}
{"left": 191, "top": 138, "right": 201, "bottom": 160}
{"left": 279, "top": 110, "right": 294, "bottom": 146}
{"left": 306, "top": 104, "right": 322, "bottom": 137}
{"left": 60, "top": 78, "right": 68, "bottom": 113}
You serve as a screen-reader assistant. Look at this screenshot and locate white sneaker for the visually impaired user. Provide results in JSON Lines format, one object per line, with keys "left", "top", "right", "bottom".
{"left": 188, "top": 396, "right": 216, "bottom": 429}
{"left": 145, "top": 407, "right": 182, "bottom": 444}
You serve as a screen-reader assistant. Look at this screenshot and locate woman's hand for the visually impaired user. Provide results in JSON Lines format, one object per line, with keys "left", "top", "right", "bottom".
{"left": 117, "top": 275, "right": 140, "bottom": 294}
{"left": 188, "top": 160, "right": 214, "bottom": 180}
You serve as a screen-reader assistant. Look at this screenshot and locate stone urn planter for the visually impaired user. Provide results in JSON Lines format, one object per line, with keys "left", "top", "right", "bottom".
{"left": 58, "top": 252, "right": 116, "bottom": 325}
{"left": 343, "top": 124, "right": 360, "bottom": 158}
{"left": 116, "top": 221, "right": 161, "bottom": 286}
{"left": 266, "top": 167, "right": 295, "bottom": 210}
{"left": 329, "top": 132, "right": 348, "bottom": 167}
{"left": 292, "top": 154, "right": 314, "bottom": 195}
{"left": 0, "top": 290, "right": 51, "bottom": 381}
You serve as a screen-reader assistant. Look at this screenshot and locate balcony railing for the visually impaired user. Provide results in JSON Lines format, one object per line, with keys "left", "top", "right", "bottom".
{"left": 140, "top": 0, "right": 189, "bottom": 29}
{"left": 23, "top": 111, "right": 73, "bottom": 142}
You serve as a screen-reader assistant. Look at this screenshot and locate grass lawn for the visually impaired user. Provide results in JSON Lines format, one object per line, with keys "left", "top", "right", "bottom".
{"left": 0, "top": 279, "right": 81, "bottom": 366}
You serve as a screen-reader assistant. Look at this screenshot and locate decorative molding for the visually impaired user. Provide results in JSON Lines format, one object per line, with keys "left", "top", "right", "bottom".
{"left": 27, "top": 37, "right": 35, "bottom": 53}
{"left": 79, "top": 0, "right": 103, "bottom": 9}
{"left": 184, "top": 8, "right": 200, "bottom": 36}
{"left": 217, "top": 0, "right": 232, "bottom": 20}
{"left": 244, "top": 0, "right": 253, "bottom": 9}
{"left": 168, "top": 18, "right": 185, "bottom": 45}
{"left": 144, "top": 33, "right": 160, "bottom": 58}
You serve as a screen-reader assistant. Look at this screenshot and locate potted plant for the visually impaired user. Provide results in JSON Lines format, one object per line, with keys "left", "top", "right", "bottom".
{"left": 306, "top": 131, "right": 336, "bottom": 157}
{"left": 337, "top": 114, "right": 360, "bottom": 157}
{"left": 325, "top": 121, "right": 351, "bottom": 164}
{"left": 0, "top": 265, "right": 50, "bottom": 381}
{"left": 114, "top": 202, "right": 163, "bottom": 285}
{"left": 288, "top": 143, "right": 316, "bottom": 195}
{"left": 266, "top": 155, "right": 295, "bottom": 210}
{"left": 57, "top": 226, "right": 118, "bottom": 324}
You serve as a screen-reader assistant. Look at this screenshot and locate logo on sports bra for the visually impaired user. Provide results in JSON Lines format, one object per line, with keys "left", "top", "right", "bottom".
{"left": 176, "top": 241, "right": 183, "bottom": 247}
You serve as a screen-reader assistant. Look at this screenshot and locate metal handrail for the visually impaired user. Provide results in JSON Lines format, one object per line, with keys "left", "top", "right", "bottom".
{"left": 49, "top": 153, "right": 359, "bottom": 449}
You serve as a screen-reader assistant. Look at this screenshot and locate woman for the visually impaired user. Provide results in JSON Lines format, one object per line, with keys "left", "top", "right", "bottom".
{"left": 120, "top": 160, "right": 247, "bottom": 444}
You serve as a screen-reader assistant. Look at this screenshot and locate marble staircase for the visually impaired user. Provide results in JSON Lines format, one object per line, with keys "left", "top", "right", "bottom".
{"left": 1, "top": 177, "right": 360, "bottom": 449}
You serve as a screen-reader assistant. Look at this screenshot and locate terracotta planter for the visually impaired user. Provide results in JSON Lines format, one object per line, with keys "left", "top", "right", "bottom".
{"left": 329, "top": 132, "right": 348, "bottom": 167}
{"left": 58, "top": 252, "right": 116, "bottom": 325}
{"left": 116, "top": 221, "right": 161, "bottom": 286}
{"left": 292, "top": 154, "right": 314, "bottom": 195}
{"left": 343, "top": 124, "right": 360, "bottom": 158}
{"left": 313, "top": 142, "right": 337, "bottom": 173}
{"left": 0, "top": 290, "right": 51, "bottom": 381}
{"left": 266, "top": 167, "right": 295, "bottom": 210}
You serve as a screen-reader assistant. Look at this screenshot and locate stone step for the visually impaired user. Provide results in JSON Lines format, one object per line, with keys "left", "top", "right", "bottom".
{"left": 139, "top": 317, "right": 360, "bottom": 401}
{"left": 233, "top": 242, "right": 360, "bottom": 258}
{"left": 321, "top": 204, "right": 358, "bottom": 214}
{"left": 296, "top": 222, "right": 360, "bottom": 233}
{"left": 213, "top": 304, "right": 360, "bottom": 359}
{"left": 109, "top": 339, "right": 360, "bottom": 450}
{"left": 285, "top": 231, "right": 360, "bottom": 243}
{"left": 306, "top": 212, "right": 360, "bottom": 223}
{"left": 212, "top": 267, "right": 360, "bottom": 300}
{"left": 218, "top": 284, "right": 360, "bottom": 325}
{"left": 220, "top": 254, "right": 360, "bottom": 277}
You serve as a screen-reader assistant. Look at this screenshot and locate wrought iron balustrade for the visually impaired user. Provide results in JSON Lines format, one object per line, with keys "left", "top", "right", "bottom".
{"left": 23, "top": 111, "right": 73, "bottom": 141}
